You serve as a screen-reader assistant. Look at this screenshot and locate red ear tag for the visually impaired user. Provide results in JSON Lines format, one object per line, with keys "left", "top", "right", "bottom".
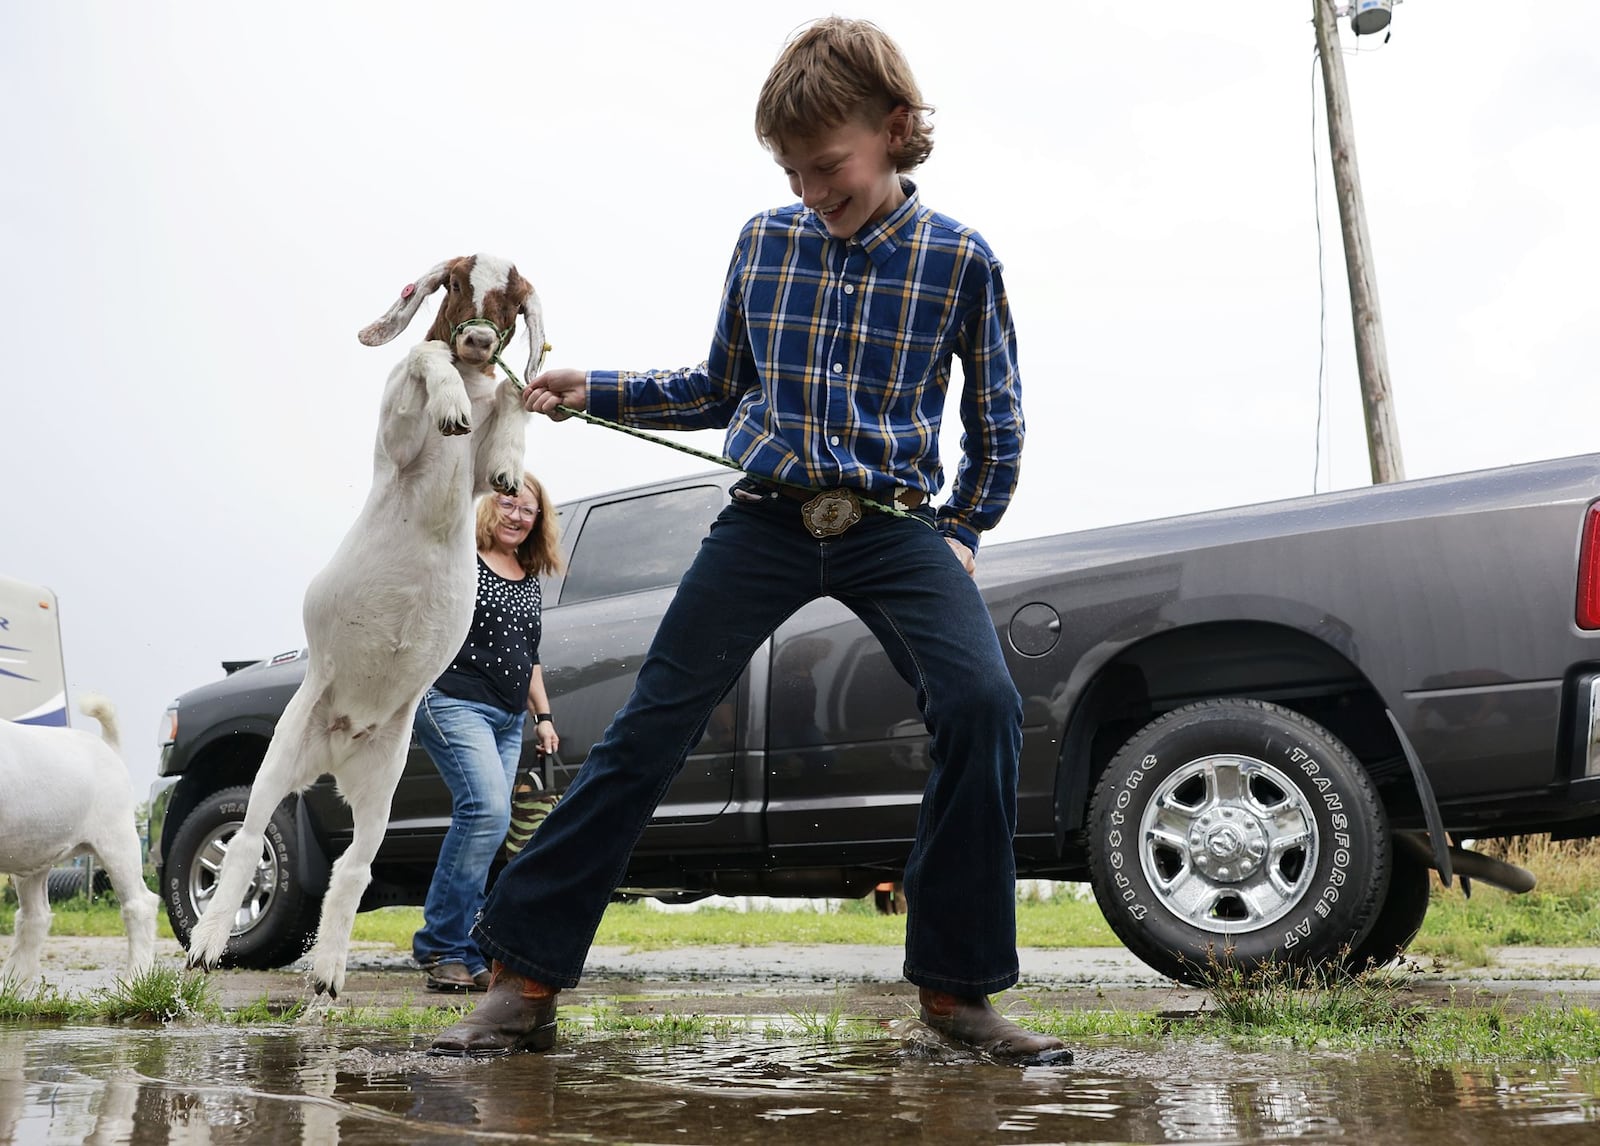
{"left": 401, "top": 283, "right": 416, "bottom": 299}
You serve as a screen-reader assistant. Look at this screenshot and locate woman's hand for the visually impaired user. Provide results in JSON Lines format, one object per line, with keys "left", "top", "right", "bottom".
{"left": 534, "top": 716, "right": 559, "bottom": 756}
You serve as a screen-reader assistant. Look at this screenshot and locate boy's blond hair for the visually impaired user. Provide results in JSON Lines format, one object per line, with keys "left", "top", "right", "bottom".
{"left": 755, "top": 16, "right": 934, "bottom": 172}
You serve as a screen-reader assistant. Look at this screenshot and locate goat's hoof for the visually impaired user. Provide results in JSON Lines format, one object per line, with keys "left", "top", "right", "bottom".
{"left": 492, "top": 474, "right": 519, "bottom": 497}
{"left": 438, "top": 418, "right": 472, "bottom": 436}
{"left": 313, "top": 980, "right": 338, "bottom": 1001}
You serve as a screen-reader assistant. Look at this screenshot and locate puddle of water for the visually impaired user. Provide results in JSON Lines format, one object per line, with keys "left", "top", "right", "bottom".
{"left": 2, "top": 1022, "right": 1598, "bottom": 1144}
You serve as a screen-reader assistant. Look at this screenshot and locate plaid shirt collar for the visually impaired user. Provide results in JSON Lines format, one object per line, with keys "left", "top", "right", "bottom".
{"left": 799, "top": 178, "right": 921, "bottom": 266}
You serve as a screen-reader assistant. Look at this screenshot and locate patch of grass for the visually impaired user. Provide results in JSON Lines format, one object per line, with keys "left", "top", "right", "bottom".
{"left": 1, "top": 966, "right": 218, "bottom": 1024}
{"left": 788, "top": 998, "right": 847, "bottom": 1042}
{"left": 1363, "top": 1000, "right": 1600, "bottom": 1062}
{"left": 1195, "top": 952, "right": 1426, "bottom": 1041}
{"left": 567, "top": 997, "right": 884, "bottom": 1046}
{"left": 0, "top": 893, "right": 178, "bottom": 940}
{"left": 1412, "top": 929, "right": 1491, "bottom": 969}
{"left": 1410, "top": 835, "right": 1600, "bottom": 962}
{"left": 579, "top": 1000, "right": 722, "bottom": 1042}
{"left": 347, "top": 905, "right": 423, "bottom": 948}
{"left": 1014, "top": 895, "right": 1122, "bottom": 947}
{"left": 312, "top": 999, "right": 470, "bottom": 1030}
{"left": 1415, "top": 883, "right": 1600, "bottom": 959}
{"left": 1476, "top": 835, "right": 1600, "bottom": 899}
{"left": 585, "top": 892, "right": 1118, "bottom": 951}
{"left": 1185, "top": 954, "right": 1600, "bottom": 1062}
{"left": 592, "top": 898, "right": 911, "bottom": 949}
{"left": 0, "top": 976, "right": 96, "bottom": 1021}
{"left": 1029, "top": 1006, "right": 1168, "bottom": 1040}
{"left": 224, "top": 994, "right": 309, "bottom": 1024}
{"left": 99, "top": 965, "right": 217, "bottom": 1023}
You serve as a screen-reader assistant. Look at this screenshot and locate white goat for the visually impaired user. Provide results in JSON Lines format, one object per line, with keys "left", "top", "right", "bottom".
{"left": 0, "top": 695, "right": 159, "bottom": 984}
{"left": 185, "top": 254, "right": 547, "bottom": 997}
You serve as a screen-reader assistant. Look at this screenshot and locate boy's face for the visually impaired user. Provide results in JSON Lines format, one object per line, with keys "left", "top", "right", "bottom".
{"left": 773, "top": 111, "right": 908, "bottom": 239}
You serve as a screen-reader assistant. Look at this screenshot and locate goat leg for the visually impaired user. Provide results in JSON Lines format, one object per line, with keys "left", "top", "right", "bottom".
{"left": 410, "top": 342, "right": 474, "bottom": 436}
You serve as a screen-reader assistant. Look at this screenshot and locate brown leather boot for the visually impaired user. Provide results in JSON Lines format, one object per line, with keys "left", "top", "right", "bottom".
{"left": 428, "top": 962, "right": 559, "bottom": 1057}
{"left": 918, "top": 988, "right": 1074, "bottom": 1066}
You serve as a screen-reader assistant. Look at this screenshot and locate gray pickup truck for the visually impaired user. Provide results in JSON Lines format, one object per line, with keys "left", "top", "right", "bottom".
{"left": 148, "top": 454, "right": 1600, "bottom": 982}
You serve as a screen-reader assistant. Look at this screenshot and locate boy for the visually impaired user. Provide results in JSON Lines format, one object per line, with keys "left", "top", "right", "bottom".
{"left": 431, "top": 16, "right": 1069, "bottom": 1067}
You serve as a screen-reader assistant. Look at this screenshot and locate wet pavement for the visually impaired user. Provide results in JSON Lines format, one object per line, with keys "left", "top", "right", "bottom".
{"left": 3, "top": 937, "right": 1600, "bottom": 1143}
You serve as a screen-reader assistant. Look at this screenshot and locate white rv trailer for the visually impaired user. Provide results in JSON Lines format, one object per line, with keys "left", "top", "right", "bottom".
{"left": 0, "top": 575, "right": 69, "bottom": 725}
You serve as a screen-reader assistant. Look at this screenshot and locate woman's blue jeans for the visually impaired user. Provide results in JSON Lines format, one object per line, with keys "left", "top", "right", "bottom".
{"left": 475, "top": 489, "right": 1025, "bottom": 996}
{"left": 412, "top": 690, "right": 525, "bottom": 975}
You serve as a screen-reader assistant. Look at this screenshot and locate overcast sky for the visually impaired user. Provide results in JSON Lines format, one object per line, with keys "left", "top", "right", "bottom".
{"left": 2, "top": 1, "right": 1596, "bottom": 797}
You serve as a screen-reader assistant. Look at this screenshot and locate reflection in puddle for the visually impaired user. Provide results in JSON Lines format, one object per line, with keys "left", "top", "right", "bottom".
{"left": 2, "top": 1023, "right": 1597, "bottom": 1143}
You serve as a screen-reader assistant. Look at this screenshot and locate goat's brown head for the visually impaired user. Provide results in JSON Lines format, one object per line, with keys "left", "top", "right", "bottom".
{"left": 358, "top": 254, "right": 549, "bottom": 381}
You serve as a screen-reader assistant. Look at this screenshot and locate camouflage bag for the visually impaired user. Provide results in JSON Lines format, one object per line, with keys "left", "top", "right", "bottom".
{"left": 502, "top": 756, "right": 560, "bottom": 862}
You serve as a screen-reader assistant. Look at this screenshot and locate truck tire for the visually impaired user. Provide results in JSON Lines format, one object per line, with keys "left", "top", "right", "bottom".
{"left": 1343, "top": 834, "right": 1431, "bottom": 970}
{"left": 163, "top": 785, "right": 322, "bottom": 970}
{"left": 1087, "top": 699, "right": 1390, "bottom": 985}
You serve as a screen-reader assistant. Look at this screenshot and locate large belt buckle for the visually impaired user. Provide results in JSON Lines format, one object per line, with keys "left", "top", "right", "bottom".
{"left": 801, "top": 488, "right": 862, "bottom": 538}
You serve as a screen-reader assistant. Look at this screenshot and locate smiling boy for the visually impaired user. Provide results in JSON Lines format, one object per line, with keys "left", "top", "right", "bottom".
{"left": 431, "top": 16, "right": 1068, "bottom": 1067}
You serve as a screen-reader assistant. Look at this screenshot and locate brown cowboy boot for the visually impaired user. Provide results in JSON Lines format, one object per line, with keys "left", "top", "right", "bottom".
{"left": 428, "top": 961, "right": 559, "bottom": 1057}
{"left": 919, "top": 988, "right": 1074, "bottom": 1066}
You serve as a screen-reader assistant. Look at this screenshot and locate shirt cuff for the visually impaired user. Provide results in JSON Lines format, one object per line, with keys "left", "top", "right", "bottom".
{"left": 586, "top": 371, "right": 625, "bottom": 422}
{"left": 942, "top": 522, "right": 982, "bottom": 553}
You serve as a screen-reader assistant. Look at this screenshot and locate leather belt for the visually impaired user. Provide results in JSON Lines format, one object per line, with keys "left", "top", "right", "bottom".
{"left": 753, "top": 480, "right": 926, "bottom": 511}
{"left": 747, "top": 480, "right": 927, "bottom": 538}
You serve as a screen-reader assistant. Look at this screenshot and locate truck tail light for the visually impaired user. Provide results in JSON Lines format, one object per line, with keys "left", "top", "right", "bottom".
{"left": 1578, "top": 502, "right": 1600, "bottom": 630}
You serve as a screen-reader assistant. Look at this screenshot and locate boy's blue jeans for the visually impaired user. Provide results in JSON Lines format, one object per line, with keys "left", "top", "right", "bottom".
{"left": 412, "top": 690, "right": 525, "bottom": 976}
{"left": 475, "top": 486, "right": 1025, "bottom": 996}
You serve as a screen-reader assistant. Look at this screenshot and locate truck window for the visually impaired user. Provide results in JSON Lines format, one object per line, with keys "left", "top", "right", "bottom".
{"left": 559, "top": 485, "right": 727, "bottom": 604}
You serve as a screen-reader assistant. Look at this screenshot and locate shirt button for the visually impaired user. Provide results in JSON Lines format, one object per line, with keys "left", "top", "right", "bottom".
{"left": 843, "top": 283, "right": 855, "bottom": 295}
{"left": 832, "top": 363, "right": 843, "bottom": 373}
{"left": 829, "top": 435, "right": 840, "bottom": 446}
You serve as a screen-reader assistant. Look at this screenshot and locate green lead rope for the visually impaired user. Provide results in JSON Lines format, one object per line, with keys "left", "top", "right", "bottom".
{"left": 490, "top": 349, "right": 925, "bottom": 525}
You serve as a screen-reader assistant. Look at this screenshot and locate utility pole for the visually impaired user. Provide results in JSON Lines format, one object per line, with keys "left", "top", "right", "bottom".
{"left": 1312, "top": 0, "right": 1405, "bottom": 483}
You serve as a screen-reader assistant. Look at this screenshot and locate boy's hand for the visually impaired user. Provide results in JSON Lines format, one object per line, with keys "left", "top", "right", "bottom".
{"left": 523, "top": 368, "right": 588, "bottom": 420}
{"left": 946, "top": 537, "right": 975, "bottom": 576}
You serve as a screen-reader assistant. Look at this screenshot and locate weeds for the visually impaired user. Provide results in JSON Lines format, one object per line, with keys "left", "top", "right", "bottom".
{"left": 1195, "top": 949, "right": 1426, "bottom": 1042}
{"left": 788, "top": 998, "right": 847, "bottom": 1042}
{"left": 1, "top": 965, "right": 218, "bottom": 1024}
{"left": 0, "top": 977, "right": 95, "bottom": 1022}
{"left": 1028, "top": 1006, "right": 1167, "bottom": 1040}
{"left": 577, "top": 1000, "right": 740, "bottom": 1043}
{"left": 99, "top": 965, "right": 216, "bottom": 1023}
{"left": 1187, "top": 952, "right": 1600, "bottom": 1061}
{"left": 312, "top": 1000, "right": 469, "bottom": 1030}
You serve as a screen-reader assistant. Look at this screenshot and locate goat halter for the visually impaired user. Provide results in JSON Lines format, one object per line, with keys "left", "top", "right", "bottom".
{"left": 450, "top": 316, "right": 513, "bottom": 354}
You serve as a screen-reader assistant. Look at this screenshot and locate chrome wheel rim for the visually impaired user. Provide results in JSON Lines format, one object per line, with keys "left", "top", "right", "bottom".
{"left": 1138, "top": 754, "right": 1318, "bottom": 934}
{"left": 187, "top": 819, "right": 280, "bottom": 937}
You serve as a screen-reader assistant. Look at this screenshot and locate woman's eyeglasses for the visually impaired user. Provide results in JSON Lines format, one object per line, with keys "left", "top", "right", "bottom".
{"left": 494, "top": 497, "right": 540, "bottom": 521}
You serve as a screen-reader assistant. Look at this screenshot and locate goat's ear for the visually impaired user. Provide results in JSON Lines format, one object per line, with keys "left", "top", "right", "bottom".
{"left": 521, "top": 284, "right": 551, "bottom": 381}
{"left": 357, "top": 260, "right": 452, "bottom": 346}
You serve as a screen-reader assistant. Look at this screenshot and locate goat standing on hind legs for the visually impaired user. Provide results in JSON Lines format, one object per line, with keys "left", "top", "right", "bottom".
{"left": 184, "top": 254, "right": 548, "bottom": 998}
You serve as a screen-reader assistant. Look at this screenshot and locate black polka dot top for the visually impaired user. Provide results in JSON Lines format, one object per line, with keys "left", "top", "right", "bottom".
{"left": 434, "top": 556, "right": 543, "bottom": 714}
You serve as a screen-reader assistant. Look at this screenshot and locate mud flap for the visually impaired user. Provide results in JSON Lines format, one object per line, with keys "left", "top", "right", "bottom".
{"left": 1385, "top": 709, "right": 1453, "bottom": 887}
{"left": 293, "top": 794, "right": 332, "bottom": 901}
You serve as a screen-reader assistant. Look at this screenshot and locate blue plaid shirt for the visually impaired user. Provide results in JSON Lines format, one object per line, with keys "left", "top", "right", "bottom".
{"left": 587, "top": 181, "right": 1024, "bottom": 551}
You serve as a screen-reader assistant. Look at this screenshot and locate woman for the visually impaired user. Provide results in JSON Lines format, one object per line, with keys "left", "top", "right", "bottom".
{"left": 411, "top": 471, "right": 562, "bottom": 991}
